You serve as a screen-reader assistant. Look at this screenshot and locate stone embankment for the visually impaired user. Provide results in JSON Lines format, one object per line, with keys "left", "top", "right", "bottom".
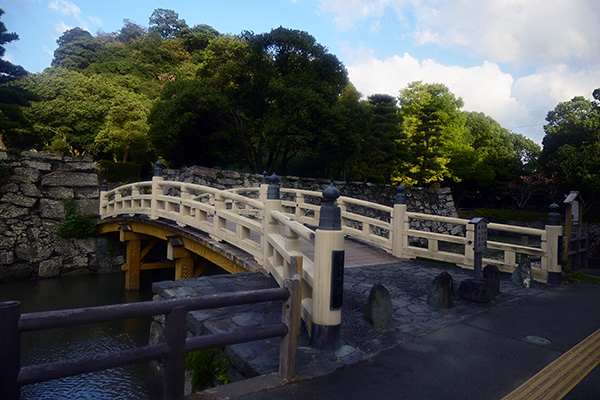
{"left": 0, "top": 151, "right": 105, "bottom": 281}
{"left": 163, "top": 165, "right": 459, "bottom": 232}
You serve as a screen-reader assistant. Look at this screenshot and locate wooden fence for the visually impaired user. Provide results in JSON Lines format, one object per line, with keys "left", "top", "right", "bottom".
{"left": 0, "top": 260, "right": 301, "bottom": 400}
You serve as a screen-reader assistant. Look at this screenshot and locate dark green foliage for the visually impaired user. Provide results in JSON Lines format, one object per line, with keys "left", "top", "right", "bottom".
{"left": 96, "top": 160, "right": 141, "bottom": 183}
{"left": 184, "top": 349, "right": 229, "bottom": 391}
{"left": 0, "top": 163, "right": 11, "bottom": 181}
{"left": 58, "top": 198, "right": 97, "bottom": 239}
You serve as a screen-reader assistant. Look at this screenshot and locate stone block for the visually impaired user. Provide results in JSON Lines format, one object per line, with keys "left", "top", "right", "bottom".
{"left": 512, "top": 258, "right": 533, "bottom": 288}
{"left": 41, "top": 171, "right": 98, "bottom": 187}
{"left": 0, "top": 151, "right": 7, "bottom": 160}
{"left": 427, "top": 271, "right": 455, "bottom": 309}
{"left": 59, "top": 162, "right": 96, "bottom": 172}
{"left": 74, "top": 187, "right": 100, "bottom": 199}
{"left": 38, "top": 258, "right": 62, "bottom": 277}
{"left": 11, "top": 167, "right": 40, "bottom": 183}
{"left": 458, "top": 279, "right": 494, "bottom": 303}
{"left": 48, "top": 187, "right": 74, "bottom": 199}
{"left": 0, "top": 250, "right": 14, "bottom": 265}
{"left": 40, "top": 198, "right": 65, "bottom": 219}
{"left": 483, "top": 264, "right": 501, "bottom": 295}
{"left": 24, "top": 160, "right": 52, "bottom": 171}
{"left": 364, "top": 283, "right": 393, "bottom": 329}
{"left": 74, "top": 198, "right": 99, "bottom": 215}
{"left": 1, "top": 182, "right": 19, "bottom": 193}
{"left": 20, "top": 183, "right": 42, "bottom": 197}
{"left": 21, "top": 151, "right": 61, "bottom": 161}
{"left": 0, "top": 203, "right": 29, "bottom": 218}
{"left": 1, "top": 192, "right": 37, "bottom": 207}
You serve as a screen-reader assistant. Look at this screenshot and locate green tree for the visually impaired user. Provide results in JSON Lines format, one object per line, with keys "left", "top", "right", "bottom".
{"left": 0, "top": 8, "right": 27, "bottom": 84}
{"left": 541, "top": 90, "right": 600, "bottom": 204}
{"left": 117, "top": 19, "right": 147, "bottom": 42}
{"left": 14, "top": 69, "right": 148, "bottom": 155}
{"left": 149, "top": 28, "right": 351, "bottom": 173}
{"left": 148, "top": 9, "right": 188, "bottom": 40}
{"left": 52, "top": 27, "right": 100, "bottom": 70}
{"left": 93, "top": 92, "right": 151, "bottom": 163}
{"left": 396, "top": 81, "right": 468, "bottom": 186}
{"left": 0, "top": 8, "right": 38, "bottom": 149}
{"left": 541, "top": 94, "right": 600, "bottom": 165}
{"left": 363, "top": 94, "right": 404, "bottom": 183}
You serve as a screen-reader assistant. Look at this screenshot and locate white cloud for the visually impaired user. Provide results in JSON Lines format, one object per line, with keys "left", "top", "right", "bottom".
{"left": 346, "top": 51, "right": 547, "bottom": 140}
{"left": 319, "top": 0, "right": 600, "bottom": 68}
{"left": 52, "top": 20, "right": 73, "bottom": 34}
{"left": 317, "top": 0, "right": 398, "bottom": 30}
{"left": 49, "top": 0, "right": 83, "bottom": 20}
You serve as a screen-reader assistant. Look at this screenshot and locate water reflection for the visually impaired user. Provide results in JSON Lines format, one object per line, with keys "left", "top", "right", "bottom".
{"left": 0, "top": 272, "right": 164, "bottom": 400}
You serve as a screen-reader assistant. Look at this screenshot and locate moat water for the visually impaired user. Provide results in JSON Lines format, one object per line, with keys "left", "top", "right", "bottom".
{"left": 0, "top": 271, "right": 170, "bottom": 400}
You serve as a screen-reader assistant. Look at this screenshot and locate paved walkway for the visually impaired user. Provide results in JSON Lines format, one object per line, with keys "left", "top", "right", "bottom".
{"left": 188, "top": 265, "right": 600, "bottom": 400}
{"left": 150, "top": 258, "right": 600, "bottom": 399}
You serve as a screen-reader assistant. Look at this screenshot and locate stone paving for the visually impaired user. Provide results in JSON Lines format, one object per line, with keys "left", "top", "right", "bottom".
{"left": 152, "top": 259, "right": 548, "bottom": 382}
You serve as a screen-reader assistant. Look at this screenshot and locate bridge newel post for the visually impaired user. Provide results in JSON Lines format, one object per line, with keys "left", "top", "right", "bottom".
{"left": 150, "top": 161, "right": 164, "bottom": 220}
{"left": 545, "top": 203, "right": 563, "bottom": 285}
{"left": 0, "top": 301, "right": 21, "bottom": 400}
{"left": 392, "top": 185, "right": 406, "bottom": 257}
{"left": 263, "top": 174, "right": 283, "bottom": 272}
{"left": 259, "top": 171, "right": 269, "bottom": 202}
{"left": 312, "top": 183, "right": 344, "bottom": 350}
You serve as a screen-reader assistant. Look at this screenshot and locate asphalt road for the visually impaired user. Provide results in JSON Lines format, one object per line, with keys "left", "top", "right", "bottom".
{"left": 233, "top": 282, "right": 600, "bottom": 400}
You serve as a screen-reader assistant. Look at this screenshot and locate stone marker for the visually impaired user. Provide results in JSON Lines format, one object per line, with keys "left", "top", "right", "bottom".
{"left": 427, "top": 271, "right": 455, "bottom": 309}
{"left": 364, "top": 283, "right": 393, "bottom": 329}
{"left": 511, "top": 257, "right": 533, "bottom": 288}
{"left": 483, "top": 264, "right": 501, "bottom": 295}
{"left": 458, "top": 279, "right": 494, "bottom": 303}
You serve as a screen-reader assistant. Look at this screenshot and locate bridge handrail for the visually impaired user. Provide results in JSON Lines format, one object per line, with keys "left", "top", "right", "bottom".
{"left": 0, "top": 267, "right": 301, "bottom": 400}
{"left": 270, "top": 210, "right": 316, "bottom": 244}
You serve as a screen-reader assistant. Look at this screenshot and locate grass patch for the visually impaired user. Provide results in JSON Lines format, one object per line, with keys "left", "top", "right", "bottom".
{"left": 185, "top": 349, "right": 230, "bottom": 391}
{"left": 458, "top": 208, "right": 545, "bottom": 223}
{"left": 565, "top": 271, "right": 600, "bottom": 285}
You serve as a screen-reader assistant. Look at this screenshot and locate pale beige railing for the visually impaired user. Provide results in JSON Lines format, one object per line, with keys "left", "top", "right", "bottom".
{"left": 100, "top": 176, "right": 344, "bottom": 349}
{"left": 100, "top": 177, "right": 563, "bottom": 340}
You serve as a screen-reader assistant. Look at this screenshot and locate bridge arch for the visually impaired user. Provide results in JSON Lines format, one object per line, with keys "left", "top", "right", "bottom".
{"left": 98, "top": 217, "right": 262, "bottom": 290}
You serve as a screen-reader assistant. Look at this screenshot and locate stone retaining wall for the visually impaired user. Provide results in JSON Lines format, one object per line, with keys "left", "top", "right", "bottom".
{"left": 0, "top": 151, "right": 104, "bottom": 281}
{"left": 163, "top": 165, "right": 458, "bottom": 217}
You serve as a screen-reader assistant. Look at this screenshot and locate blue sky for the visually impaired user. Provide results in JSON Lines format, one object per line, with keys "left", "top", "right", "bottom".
{"left": 3, "top": 0, "right": 600, "bottom": 143}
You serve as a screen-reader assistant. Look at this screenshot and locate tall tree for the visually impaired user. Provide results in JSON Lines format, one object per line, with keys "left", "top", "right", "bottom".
{"left": 541, "top": 90, "right": 600, "bottom": 204}
{"left": 0, "top": 8, "right": 38, "bottom": 149}
{"left": 363, "top": 94, "right": 404, "bottom": 183}
{"left": 149, "top": 28, "right": 351, "bottom": 173}
{"left": 148, "top": 9, "right": 188, "bottom": 40}
{"left": 396, "top": 81, "right": 468, "bottom": 186}
{"left": 52, "top": 27, "right": 100, "bottom": 70}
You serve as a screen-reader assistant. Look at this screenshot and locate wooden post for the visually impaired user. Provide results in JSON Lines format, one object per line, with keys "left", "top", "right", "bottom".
{"left": 546, "top": 203, "right": 562, "bottom": 285}
{"left": 124, "top": 238, "right": 141, "bottom": 290}
{"left": 311, "top": 183, "right": 344, "bottom": 350}
{"left": 0, "top": 301, "right": 20, "bottom": 400}
{"left": 164, "top": 306, "right": 186, "bottom": 400}
{"left": 279, "top": 256, "right": 302, "bottom": 380}
{"left": 392, "top": 186, "right": 406, "bottom": 258}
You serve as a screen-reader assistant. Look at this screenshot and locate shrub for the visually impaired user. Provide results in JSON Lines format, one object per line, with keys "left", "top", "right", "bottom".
{"left": 58, "top": 198, "right": 97, "bottom": 238}
{"left": 185, "top": 349, "right": 229, "bottom": 391}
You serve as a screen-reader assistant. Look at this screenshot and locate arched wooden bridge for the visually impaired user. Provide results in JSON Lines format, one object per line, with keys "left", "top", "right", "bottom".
{"left": 98, "top": 172, "right": 563, "bottom": 348}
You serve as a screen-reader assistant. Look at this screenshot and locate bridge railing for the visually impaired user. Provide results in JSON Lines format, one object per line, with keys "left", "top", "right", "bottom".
{"left": 100, "top": 173, "right": 345, "bottom": 350}
{"left": 273, "top": 185, "right": 562, "bottom": 284}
